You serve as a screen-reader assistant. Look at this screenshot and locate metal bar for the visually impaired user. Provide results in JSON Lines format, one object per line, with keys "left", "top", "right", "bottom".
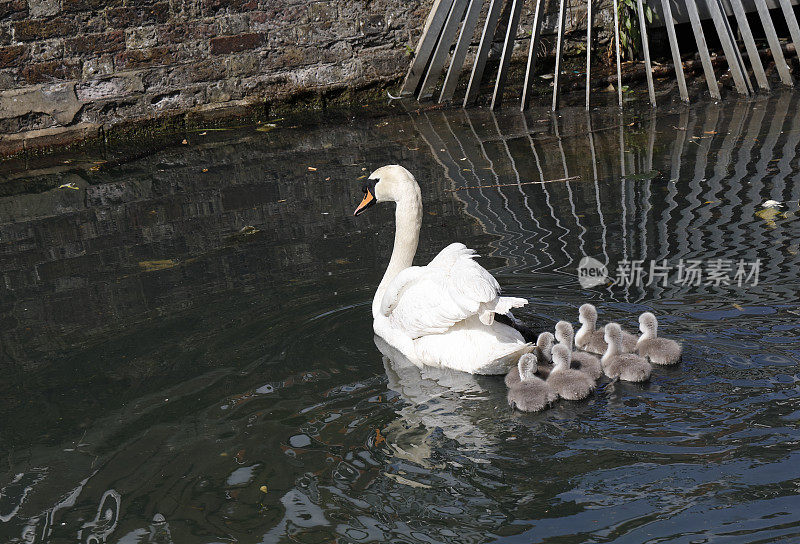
{"left": 778, "top": 0, "right": 800, "bottom": 63}
{"left": 685, "top": 0, "right": 721, "bottom": 99}
{"left": 636, "top": 0, "right": 656, "bottom": 107}
{"left": 419, "top": 0, "right": 469, "bottom": 100}
{"left": 660, "top": 0, "right": 688, "bottom": 102}
{"left": 612, "top": 0, "right": 623, "bottom": 107}
{"left": 755, "top": 1, "right": 793, "bottom": 86}
{"left": 399, "top": 0, "right": 455, "bottom": 96}
{"left": 491, "top": 0, "right": 525, "bottom": 109}
{"left": 717, "top": 0, "right": 753, "bottom": 94}
{"left": 439, "top": 0, "right": 484, "bottom": 102}
{"left": 705, "top": 0, "right": 750, "bottom": 95}
{"left": 551, "top": 0, "right": 568, "bottom": 111}
{"left": 586, "top": 0, "right": 593, "bottom": 110}
{"left": 520, "top": 0, "right": 546, "bottom": 111}
{"left": 729, "top": 0, "right": 768, "bottom": 90}
{"left": 464, "top": 0, "right": 504, "bottom": 107}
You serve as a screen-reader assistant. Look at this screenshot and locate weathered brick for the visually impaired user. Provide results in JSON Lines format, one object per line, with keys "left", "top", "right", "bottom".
{"left": 125, "top": 26, "right": 157, "bottom": 49}
{"left": 106, "top": 3, "right": 169, "bottom": 28}
{"left": 260, "top": 3, "right": 307, "bottom": 27}
{"left": 0, "top": 23, "right": 11, "bottom": 45}
{"left": 13, "top": 18, "right": 76, "bottom": 41}
{"left": 157, "top": 22, "right": 213, "bottom": 43}
{"left": 114, "top": 46, "right": 170, "bottom": 69}
{"left": 82, "top": 54, "right": 113, "bottom": 78}
{"left": 21, "top": 59, "right": 81, "bottom": 83}
{"left": 210, "top": 32, "right": 263, "bottom": 55}
{"left": 308, "top": 2, "right": 337, "bottom": 22}
{"left": 224, "top": 52, "right": 258, "bottom": 77}
{"left": 215, "top": 13, "right": 249, "bottom": 35}
{"left": 27, "top": 0, "right": 60, "bottom": 17}
{"left": 61, "top": 0, "right": 117, "bottom": 12}
{"left": 0, "top": 44, "right": 25, "bottom": 68}
{"left": 201, "top": 0, "right": 256, "bottom": 16}
{"left": 30, "top": 38, "right": 63, "bottom": 60}
{"left": 0, "top": 0, "right": 27, "bottom": 20}
{"left": 65, "top": 31, "right": 124, "bottom": 55}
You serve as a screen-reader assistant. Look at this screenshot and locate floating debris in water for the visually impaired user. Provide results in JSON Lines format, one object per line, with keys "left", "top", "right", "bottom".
{"left": 152, "top": 514, "right": 165, "bottom": 524}
{"left": 239, "top": 225, "right": 260, "bottom": 235}
{"left": 260, "top": 485, "right": 268, "bottom": 493}
{"left": 755, "top": 207, "right": 782, "bottom": 229}
{"left": 58, "top": 182, "right": 80, "bottom": 190}
{"left": 762, "top": 200, "right": 783, "bottom": 208}
{"left": 181, "top": 139, "right": 188, "bottom": 145}
{"left": 308, "top": 166, "right": 317, "bottom": 171}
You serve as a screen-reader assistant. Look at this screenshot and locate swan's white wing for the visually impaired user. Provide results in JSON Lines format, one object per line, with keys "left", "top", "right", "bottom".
{"left": 384, "top": 243, "right": 521, "bottom": 339}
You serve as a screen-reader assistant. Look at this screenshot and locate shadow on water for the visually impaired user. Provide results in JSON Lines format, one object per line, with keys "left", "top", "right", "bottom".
{"left": 1, "top": 91, "right": 800, "bottom": 542}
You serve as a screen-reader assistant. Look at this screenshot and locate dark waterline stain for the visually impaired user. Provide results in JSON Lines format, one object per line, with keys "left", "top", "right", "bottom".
{"left": 1, "top": 92, "right": 800, "bottom": 543}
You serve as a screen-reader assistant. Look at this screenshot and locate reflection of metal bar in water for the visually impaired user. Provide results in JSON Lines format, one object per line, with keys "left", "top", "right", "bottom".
{"left": 464, "top": 0, "right": 504, "bottom": 107}
{"left": 399, "top": 0, "right": 454, "bottom": 96}
{"left": 551, "top": 113, "right": 583, "bottom": 269}
{"left": 586, "top": 114, "right": 610, "bottom": 270}
{"left": 660, "top": 0, "right": 688, "bottom": 102}
{"left": 486, "top": 113, "right": 532, "bottom": 272}
{"left": 636, "top": 0, "right": 656, "bottom": 107}
{"left": 612, "top": 0, "right": 623, "bottom": 107}
{"left": 769, "top": 94, "right": 800, "bottom": 204}
{"left": 631, "top": 113, "right": 657, "bottom": 301}
{"left": 440, "top": 0, "right": 484, "bottom": 102}
{"left": 729, "top": 0, "right": 769, "bottom": 91}
{"left": 461, "top": 111, "right": 521, "bottom": 260}
{"left": 551, "top": 0, "right": 568, "bottom": 111}
{"left": 521, "top": 0, "right": 546, "bottom": 111}
{"left": 746, "top": 93, "right": 792, "bottom": 292}
{"left": 686, "top": 0, "right": 721, "bottom": 100}
{"left": 662, "top": 107, "right": 691, "bottom": 268}
{"left": 700, "top": 102, "right": 747, "bottom": 265}
{"left": 522, "top": 114, "right": 558, "bottom": 270}
{"left": 491, "top": 0, "right": 525, "bottom": 109}
{"left": 685, "top": 104, "right": 721, "bottom": 262}
{"left": 723, "top": 99, "right": 765, "bottom": 268}
{"left": 755, "top": 2, "right": 793, "bottom": 86}
{"left": 706, "top": 0, "right": 751, "bottom": 95}
{"left": 419, "top": 0, "right": 469, "bottom": 100}
{"left": 441, "top": 112, "right": 512, "bottom": 260}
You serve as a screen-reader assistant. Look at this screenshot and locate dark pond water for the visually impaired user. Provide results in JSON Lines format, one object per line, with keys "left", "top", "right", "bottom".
{"left": 2, "top": 92, "right": 800, "bottom": 543}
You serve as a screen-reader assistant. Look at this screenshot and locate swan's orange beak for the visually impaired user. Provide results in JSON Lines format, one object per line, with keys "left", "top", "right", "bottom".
{"left": 353, "top": 189, "right": 375, "bottom": 216}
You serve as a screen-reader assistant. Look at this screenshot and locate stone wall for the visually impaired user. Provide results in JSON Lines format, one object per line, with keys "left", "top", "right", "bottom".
{"left": 0, "top": 0, "right": 611, "bottom": 156}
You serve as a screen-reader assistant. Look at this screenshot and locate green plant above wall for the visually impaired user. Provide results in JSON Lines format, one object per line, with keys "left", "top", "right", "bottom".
{"left": 618, "top": 0, "right": 655, "bottom": 59}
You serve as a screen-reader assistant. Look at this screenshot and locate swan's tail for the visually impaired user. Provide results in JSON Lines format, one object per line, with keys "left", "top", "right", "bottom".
{"left": 479, "top": 297, "right": 528, "bottom": 325}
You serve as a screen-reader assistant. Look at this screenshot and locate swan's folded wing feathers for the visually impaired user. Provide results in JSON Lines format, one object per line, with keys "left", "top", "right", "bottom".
{"left": 379, "top": 266, "right": 425, "bottom": 316}
{"left": 387, "top": 243, "right": 517, "bottom": 339}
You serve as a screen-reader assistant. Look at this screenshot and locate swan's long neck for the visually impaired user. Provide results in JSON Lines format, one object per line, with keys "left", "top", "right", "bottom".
{"left": 372, "top": 194, "right": 422, "bottom": 317}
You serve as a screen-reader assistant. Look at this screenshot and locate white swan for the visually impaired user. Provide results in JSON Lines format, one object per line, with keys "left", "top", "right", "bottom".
{"left": 354, "top": 165, "right": 534, "bottom": 375}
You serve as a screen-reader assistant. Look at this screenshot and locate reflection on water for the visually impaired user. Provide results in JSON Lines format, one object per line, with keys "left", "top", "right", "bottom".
{"left": 2, "top": 93, "right": 800, "bottom": 542}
